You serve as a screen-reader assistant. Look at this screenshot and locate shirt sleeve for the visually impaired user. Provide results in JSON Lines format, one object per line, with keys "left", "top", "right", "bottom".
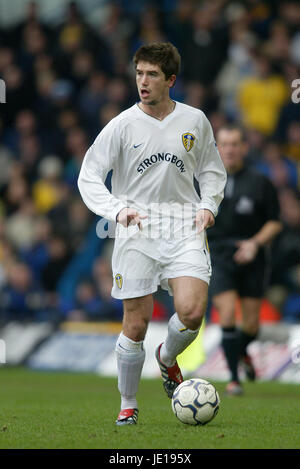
{"left": 77, "top": 119, "right": 127, "bottom": 222}
{"left": 194, "top": 115, "right": 227, "bottom": 217}
{"left": 261, "top": 175, "right": 280, "bottom": 221}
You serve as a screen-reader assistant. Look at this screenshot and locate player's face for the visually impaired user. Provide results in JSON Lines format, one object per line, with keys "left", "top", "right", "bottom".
{"left": 136, "top": 61, "right": 175, "bottom": 106}
{"left": 216, "top": 129, "right": 247, "bottom": 173}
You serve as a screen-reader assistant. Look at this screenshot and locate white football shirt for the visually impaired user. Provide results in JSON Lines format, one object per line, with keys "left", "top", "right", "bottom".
{"left": 78, "top": 101, "right": 227, "bottom": 238}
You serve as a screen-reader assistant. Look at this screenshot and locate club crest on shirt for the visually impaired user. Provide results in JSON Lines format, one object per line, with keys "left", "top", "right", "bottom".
{"left": 115, "top": 273, "right": 123, "bottom": 289}
{"left": 182, "top": 132, "right": 195, "bottom": 152}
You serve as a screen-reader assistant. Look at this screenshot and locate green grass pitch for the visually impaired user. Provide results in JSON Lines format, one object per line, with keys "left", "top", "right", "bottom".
{"left": 0, "top": 367, "right": 300, "bottom": 449}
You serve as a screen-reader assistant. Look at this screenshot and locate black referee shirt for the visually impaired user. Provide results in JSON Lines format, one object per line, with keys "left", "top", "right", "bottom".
{"left": 208, "top": 166, "right": 280, "bottom": 248}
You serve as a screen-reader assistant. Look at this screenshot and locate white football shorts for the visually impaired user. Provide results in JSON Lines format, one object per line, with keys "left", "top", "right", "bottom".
{"left": 111, "top": 231, "right": 212, "bottom": 300}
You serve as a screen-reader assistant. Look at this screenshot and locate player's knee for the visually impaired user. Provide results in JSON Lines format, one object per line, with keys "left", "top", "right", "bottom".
{"left": 178, "top": 302, "right": 206, "bottom": 330}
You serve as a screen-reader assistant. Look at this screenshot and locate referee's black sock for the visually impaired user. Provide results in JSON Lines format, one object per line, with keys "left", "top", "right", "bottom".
{"left": 238, "top": 329, "right": 258, "bottom": 357}
{"left": 221, "top": 326, "right": 240, "bottom": 383}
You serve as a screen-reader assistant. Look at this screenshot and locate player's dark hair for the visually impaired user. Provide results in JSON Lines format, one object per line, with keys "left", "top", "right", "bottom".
{"left": 133, "top": 42, "right": 181, "bottom": 83}
{"left": 217, "top": 124, "right": 246, "bottom": 142}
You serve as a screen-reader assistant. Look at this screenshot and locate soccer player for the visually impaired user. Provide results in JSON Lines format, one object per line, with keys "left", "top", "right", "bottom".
{"left": 78, "top": 42, "right": 227, "bottom": 424}
{"left": 208, "top": 125, "right": 282, "bottom": 395}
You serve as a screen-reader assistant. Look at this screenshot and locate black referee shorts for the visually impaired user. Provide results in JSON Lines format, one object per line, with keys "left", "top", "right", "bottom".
{"left": 209, "top": 246, "right": 267, "bottom": 298}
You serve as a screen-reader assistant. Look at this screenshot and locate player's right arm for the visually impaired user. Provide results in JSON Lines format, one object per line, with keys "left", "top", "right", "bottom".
{"left": 116, "top": 208, "right": 147, "bottom": 230}
{"left": 77, "top": 119, "right": 127, "bottom": 222}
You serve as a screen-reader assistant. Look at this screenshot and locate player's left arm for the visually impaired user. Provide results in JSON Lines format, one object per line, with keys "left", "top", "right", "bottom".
{"left": 195, "top": 114, "right": 227, "bottom": 233}
{"left": 195, "top": 209, "right": 215, "bottom": 233}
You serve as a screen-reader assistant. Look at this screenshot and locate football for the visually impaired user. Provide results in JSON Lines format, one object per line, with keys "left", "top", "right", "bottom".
{"left": 171, "top": 378, "right": 220, "bottom": 425}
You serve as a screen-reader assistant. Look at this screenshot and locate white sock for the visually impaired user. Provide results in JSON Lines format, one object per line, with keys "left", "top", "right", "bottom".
{"left": 115, "top": 332, "right": 145, "bottom": 410}
{"left": 160, "top": 313, "right": 199, "bottom": 367}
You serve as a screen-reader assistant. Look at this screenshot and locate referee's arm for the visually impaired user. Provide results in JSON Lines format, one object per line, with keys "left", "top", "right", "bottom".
{"left": 234, "top": 173, "right": 283, "bottom": 265}
{"left": 251, "top": 220, "right": 283, "bottom": 248}
{"left": 234, "top": 220, "right": 283, "bottom": 265}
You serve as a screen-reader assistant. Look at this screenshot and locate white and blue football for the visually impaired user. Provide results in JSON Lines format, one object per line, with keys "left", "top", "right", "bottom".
{"left": 172, "top": 378, "right": 220, "bottom": 425}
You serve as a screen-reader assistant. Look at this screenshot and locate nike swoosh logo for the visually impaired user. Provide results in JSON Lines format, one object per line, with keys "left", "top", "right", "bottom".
{"left": 133, "top": 143, "right": 143, "bottom": 148}
{"left": 118, "top": 343, "right": 129, "bottom": 351}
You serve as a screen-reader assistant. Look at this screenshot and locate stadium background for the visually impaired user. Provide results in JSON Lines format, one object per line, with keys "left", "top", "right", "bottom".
{"left": 0, "top": 0, "right": 300, "bottom": 381}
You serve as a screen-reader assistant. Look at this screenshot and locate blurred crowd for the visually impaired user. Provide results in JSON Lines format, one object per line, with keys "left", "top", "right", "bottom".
{"left": 0, "top": 0, "right": 299, "bottom": 324}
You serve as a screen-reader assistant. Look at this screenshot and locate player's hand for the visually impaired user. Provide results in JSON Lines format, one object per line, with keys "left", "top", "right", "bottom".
{"left": 195, "top": 209, "right": 215, "bottom": 233}
{"left": 234, "top": 239, "right": 259, "bottom": 264}
{"left": 116, "top": 207, "right": 147, "bottom": 230}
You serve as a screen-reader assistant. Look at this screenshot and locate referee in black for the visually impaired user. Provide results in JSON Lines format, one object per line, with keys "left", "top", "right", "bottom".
{"left": 208, "top": 125, "right": 282, "bottom": 395}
